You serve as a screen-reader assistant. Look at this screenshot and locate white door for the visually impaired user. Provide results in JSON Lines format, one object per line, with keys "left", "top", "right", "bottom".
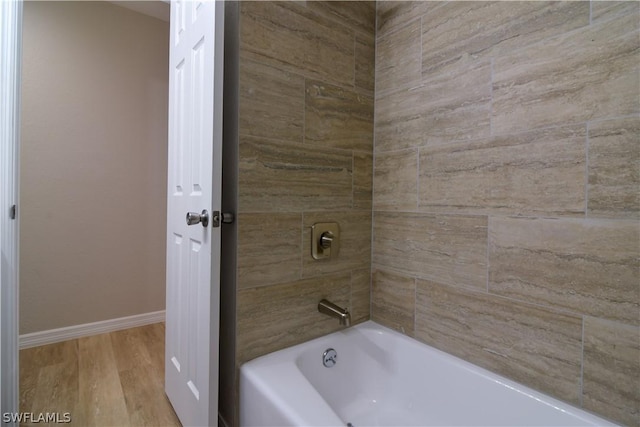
{"left": 165, "top": 1, "right": 224, "bottom": 426}
{"left": 1, "top": 0, "right": 22, "bottom": 421}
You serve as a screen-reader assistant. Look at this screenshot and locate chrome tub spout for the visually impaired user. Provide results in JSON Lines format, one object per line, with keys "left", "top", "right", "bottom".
{"left": 318, "top": 299, "right": 351, "bottom": 326}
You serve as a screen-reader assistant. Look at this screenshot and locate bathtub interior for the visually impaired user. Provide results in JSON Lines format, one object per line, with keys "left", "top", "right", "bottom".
{"left": 240, "top": 321, "right": 616, "bottom": 427}
{"left": 292, "top": 323, "right": 615, "bottom": 427}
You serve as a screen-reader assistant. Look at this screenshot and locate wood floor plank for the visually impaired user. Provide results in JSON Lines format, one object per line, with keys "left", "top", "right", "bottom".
{"left": 28, "top": 361, "right": 78, "bottom": 427}
{"left": 76, "top": 333, "right": 131, "bottom": 426}
{"left": 19, "top": 323, "right": 177, "bottom": 427}
{"left": 109, "top": 327, "right": 153, "bottom": 373}
{"left": 138, "top": 322, "right": 166, "bottom": 377}
{"left": 119, "top": 365, "right": 180, "bottom": 427}
{"left": 20, "top": 340, "right": 78, "bottom": 415}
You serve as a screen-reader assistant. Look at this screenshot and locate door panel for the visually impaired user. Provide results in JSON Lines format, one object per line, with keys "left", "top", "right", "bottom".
{"left": 165, "top": 1, "right": 223, "bottom": 425}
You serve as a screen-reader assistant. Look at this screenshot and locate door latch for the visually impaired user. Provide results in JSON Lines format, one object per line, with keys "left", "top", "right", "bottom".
{"left": 210, "top": 211, "right": 234, "bottom": 228}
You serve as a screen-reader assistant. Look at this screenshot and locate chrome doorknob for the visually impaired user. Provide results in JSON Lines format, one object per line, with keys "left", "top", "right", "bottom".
{"left": 186, "top": 210, "right": 209, "bottom": 227}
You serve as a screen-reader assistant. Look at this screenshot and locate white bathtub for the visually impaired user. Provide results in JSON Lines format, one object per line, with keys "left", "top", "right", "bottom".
{"left": 240, "top": 321, "right": 616, "bottom": 427}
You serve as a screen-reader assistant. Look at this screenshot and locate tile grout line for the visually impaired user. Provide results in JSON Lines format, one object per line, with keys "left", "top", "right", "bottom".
{"left": 351, "top": 151, "right": 355, "bottom": 209}
{"left": 300, "top": 213, "right": 304, "bottom": 280}
{"left": 579, "top": 316, "right": 585, "bottom": 408}
{"left": 416, "top": 0, "right": 424, "bottom": 214}
{"left": 585, "top": 121, "right": 590, "bottom": 219}
{"left": 419, "top": 13, "right": 424, "bottom": 80}
{"left": 486, "top": 216, "right": 491, "bottom": 293}
{"left": 413, "top": 276, "right": 418, "bottom": 336}
{"left": 370, "top": 3, "right": 379, "bottom": 322}
{"left": 352, "top": 33, "right": 357, "bottom": 90}
{"left": 490, "top": 57, "right": 495, "bottom": 137}
{"left": 416, "top": 147, "right": 420, "bottom": 211}
{"left": 302, "top": 77, "right": 306, "bottom": 144}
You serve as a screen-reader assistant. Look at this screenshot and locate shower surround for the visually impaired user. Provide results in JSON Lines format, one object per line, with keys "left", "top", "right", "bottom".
{"left": 372, "top": 2, "right": 639, "bottom": 426}
{"left": 229, "top": 2, "right": 639, "bottom": 426}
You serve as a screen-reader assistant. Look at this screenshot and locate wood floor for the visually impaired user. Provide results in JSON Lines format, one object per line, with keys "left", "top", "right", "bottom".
{"left": 20, "top": 323, "right": 181, "bottom": 427}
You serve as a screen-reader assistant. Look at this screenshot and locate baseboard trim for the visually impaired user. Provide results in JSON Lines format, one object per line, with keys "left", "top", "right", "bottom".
{"left": 19, "top": 310, "right": 166, "bottom": 349}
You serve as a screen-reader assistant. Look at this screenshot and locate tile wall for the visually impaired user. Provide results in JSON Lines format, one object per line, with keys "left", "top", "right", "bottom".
{"left": 372, "top": 2, "right": 639, "bottom": 425}
{"left": 235, "top": 0, "right": 375, "bottom": 373}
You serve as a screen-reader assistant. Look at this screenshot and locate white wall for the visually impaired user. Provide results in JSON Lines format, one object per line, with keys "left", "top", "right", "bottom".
{"left": 20, "top": 1, "right": 169, "bottom": 334}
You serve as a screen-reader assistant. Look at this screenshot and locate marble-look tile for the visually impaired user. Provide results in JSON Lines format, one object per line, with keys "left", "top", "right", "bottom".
{"left": 351, "top": 269, "right": 371, "bottom": 325}
{"left": 240, "top": 2, "right": 354, "bottom": 87}
{"left": 302, "top": 211, "right": 371, "bottom": 277}
{"left": 588, "top": 117, "right": 640, "bottom": 219}
{"left": 353, "top": 151, "right": 373, "bottom": 211}
{"left": 591, "top": 1, "right": 640, "bottom": 24}
{"left": 415, "top": 280, "right": 583, "bottom": 404}
{"left": 239, "top": 136, "right": 353, "bottom": 212}
{"left": 376, "top": 18, "right": 421, "bottom": 96}
{"left": 237, "top": 213, "right": 302, "bottom": 289}
{"left": 376, "top": 1, "right": 434, "bottom": 38}
{"left": 239, "top": 56, "right": 304, "bottom": 143}
{"left": 305, "top": 80, "right": 374, "bottom": 152}
{"left": 372, "top": 267, "right": 415, "bottom": 336}
{"left": 236, "top": 273, "right": 350, "bottom": 363}
{"left": 373, "top": 212, "right": 487, "bottom": 290}
{"left": 419, "top": 125, "right": 586, "bottom": 216}
{"left": 307, "top": 1, "right": 375, "bottom": 36}
{"left": 421, "top": 2, "right": 589, "bottom": 75}
{"left": 583, "top": 317, "right": 640, "bottom": 427}
{"left": 493, "top": 12, "right": 639, "bottom": 134}
{"left": 373, "top": 149, "right": 417, "bottom": 211}
{"left": 489, "top": 217, "right": 640, "bottom": 326}
{"left": 355, "top": 34, "right": 375, "bottom": 94}
{"left": 375, "top": 59, "right": 491, "bottom": 152}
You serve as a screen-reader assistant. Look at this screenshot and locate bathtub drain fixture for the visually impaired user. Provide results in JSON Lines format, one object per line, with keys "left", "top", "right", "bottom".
{"left": 322, "top": 348, "right": 337, "bottom": 367}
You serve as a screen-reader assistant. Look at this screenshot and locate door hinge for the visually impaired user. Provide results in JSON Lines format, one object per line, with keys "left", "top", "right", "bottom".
{"left": 10, "top": 204, "right": 16, "bottom": 220}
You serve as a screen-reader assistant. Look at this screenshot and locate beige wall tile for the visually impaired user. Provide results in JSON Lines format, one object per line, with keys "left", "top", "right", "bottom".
{"left": 372, "top": 268, "right": 415, "bottom": 336}
{"left": 305, "top": 80, "right": 374, "bottom": 152}
{"left": 373, "top": 212, "right": 487, "bottom": 290}
{"left": 355, "top": 35, "right": 375, "bottom": 94}
{"left": 493, "top": 13, "right": 639, "bottom": 134}
{"left": 237, "top": 213, "right": 302, "bottom": 289}
{"left": 375, "top": 59, "right": 491, "bottom": 152}
{"left": 239, "top": 136, "right": 353, "bottom": 212}
{"left": 351, "top": 269, "right": 371, "bottom": 325}
{"left": 588, "top": 117, "right": 640, "bottom": 219}
{"left": 307, "top": 1, "right": 375, "bottom": 36}
{"left": 374, "top": 86, "right": 424, "bottom": 152}
{"left": 415, "top": 280, "right": 583, "bottom": 404}
{"left": 583, "top": 317, "right": 640, "bottom": 427}
{"left": 353, "top": 151, "right": 373, "bottom": 211}
{"left": 421, "top": 2, "right": 589, "bottom": 76}
{"left": 373, "top": 149, "right": 417, "bottom": 211}
{"left": 240, "top": 2, "right": 354, "bottom": 87}
{"left": 239, "top": 56, "right": 304, "bottom": 143}
{"left": 302, "top": 211, "right": 371, "bottom": 277}
{"left": 419, "top": 125, "right": 586, "bottom": 216}
{"left": 489, "top": 217, "right": 640, "bottom": 326}
{"left": 236, "top": 273, "right": 350, "bottom": 363}
{"left": 591, "top": 1, "right": 640, "bottom": 24}
{"left": 376, "top": 1, "right": 433, "bottom": 39}
{"left": 376, "top": 18, "right": 421, "bottom": 96}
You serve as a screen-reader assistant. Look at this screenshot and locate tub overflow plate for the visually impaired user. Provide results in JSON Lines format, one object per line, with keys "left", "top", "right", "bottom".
{"left": 323, "top": 348, "right": 337, "bottom": 367}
